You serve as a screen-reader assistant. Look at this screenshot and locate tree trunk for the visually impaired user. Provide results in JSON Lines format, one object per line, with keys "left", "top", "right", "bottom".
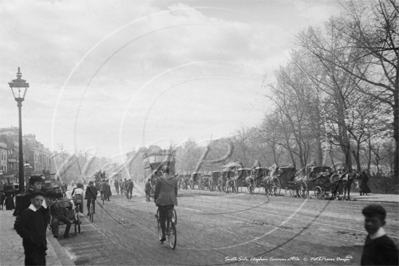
{"left": 393, "top": 91, "right": 399, "bottom": 178}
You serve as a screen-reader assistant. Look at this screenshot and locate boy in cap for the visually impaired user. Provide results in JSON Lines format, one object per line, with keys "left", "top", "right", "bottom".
{"left": 15, "top": 191, "right": 48, "bottom": 265}
{"left": 361, "top": 204, "right": 398, "bottom": 265}
{"left": 14, "top": 176, "right": 50, "bottom": 229}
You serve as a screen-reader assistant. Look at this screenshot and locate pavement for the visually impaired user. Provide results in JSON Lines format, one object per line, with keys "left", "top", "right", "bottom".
{"left": 0, "top": 191, "right": 396, "bottom": 266}
{"left": 0, "top": 209, "right": 75, "bottom": 266}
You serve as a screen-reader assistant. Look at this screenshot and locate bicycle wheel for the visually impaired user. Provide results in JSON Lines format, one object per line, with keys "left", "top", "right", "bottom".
{"left": 156, "top": 209, "right": 162, "bottom": 241}
{"left": 168, "top": 222, "right": 177, "bottom": 249}
{"left": 172, "top": 208, "right": 177, "bottom": 226}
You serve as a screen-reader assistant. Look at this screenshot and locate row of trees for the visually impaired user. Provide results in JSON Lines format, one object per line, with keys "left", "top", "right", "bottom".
{"left": 175, "top": 0, "right": 398, "bottom": 177}
{"left": 263, "top": 0, "right": 398, "bottom": 175}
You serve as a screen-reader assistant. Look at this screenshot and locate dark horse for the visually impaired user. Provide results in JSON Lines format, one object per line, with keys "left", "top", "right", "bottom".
{"left": 334, "top": 171, "right": 359, "bottom": 201}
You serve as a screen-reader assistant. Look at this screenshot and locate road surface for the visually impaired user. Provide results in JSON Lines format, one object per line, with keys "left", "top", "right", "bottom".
{"left": 59, "top": 187, "right": 399, "bottom": 266}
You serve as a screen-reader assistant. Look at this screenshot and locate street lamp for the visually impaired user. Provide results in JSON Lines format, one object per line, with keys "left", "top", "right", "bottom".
{"left": 9, "top": 67, "right": 29, "bottom": 193}
{"left": 24, "top": 161, "right": 32, "bottom": 189}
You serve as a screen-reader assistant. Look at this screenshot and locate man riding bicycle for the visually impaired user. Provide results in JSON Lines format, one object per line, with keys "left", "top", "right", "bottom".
{"left": 85, "top": 181, "right": 97, "bottom": 215}
{"left": 154, "top": 165, "right": 178, "bottom": 244}
{"left": 71, "top": 183, "right": 84, "bottom": 213}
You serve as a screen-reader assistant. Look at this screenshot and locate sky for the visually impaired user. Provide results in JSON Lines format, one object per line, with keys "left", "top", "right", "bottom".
{"left": 0, "top": 0, "right": 342, "bottom": 162}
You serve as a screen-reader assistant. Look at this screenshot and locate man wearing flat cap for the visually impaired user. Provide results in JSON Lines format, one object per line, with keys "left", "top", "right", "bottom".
{"left": 14, "top": 176, "right": 50, "bottom": 229}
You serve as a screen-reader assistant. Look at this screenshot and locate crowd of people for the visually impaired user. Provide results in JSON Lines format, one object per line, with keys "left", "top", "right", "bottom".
{"left": 113, "top": 178, "right": 134, "bottom": 199}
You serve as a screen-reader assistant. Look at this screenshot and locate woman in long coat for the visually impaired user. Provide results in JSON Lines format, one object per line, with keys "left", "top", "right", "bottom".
{"left": 359, "top": 170, "right": 371, "bottom": 196}
{"left": 104, "top": 180, "right": 112, "bottom": 201}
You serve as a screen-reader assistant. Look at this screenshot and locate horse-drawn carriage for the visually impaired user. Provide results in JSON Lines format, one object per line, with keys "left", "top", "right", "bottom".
{"left": 219, "top": 169, "right": 237, "bottom": 193}
{"left": 272, "top": 166, "right": 307, "bottom": 197}
{"left": 235, "top": 168, "right": 251, "bottom": 193}
{"left": 244, "top": 167, "right": 280, "bottom": 195}
{"left": 200, "top": 173, "right": 213, "bottom": 190}
{"left": 295, "top": 165, "right": 341, "bottom": 199}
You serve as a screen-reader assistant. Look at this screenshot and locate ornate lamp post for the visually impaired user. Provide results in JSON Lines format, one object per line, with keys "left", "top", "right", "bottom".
{"left": 9, "top": 67, "right": 29, "bottom": 193}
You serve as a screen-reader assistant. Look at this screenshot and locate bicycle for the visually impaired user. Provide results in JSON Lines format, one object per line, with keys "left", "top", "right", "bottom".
{"left": 156, "top": 208, "right": 177, "bottom": 249}
{"left": 88, "top": 199, "right": 95, "bottom": 222}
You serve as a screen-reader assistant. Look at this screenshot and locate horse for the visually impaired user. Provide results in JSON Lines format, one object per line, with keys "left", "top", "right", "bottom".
{"left": 335, "top": 171, "right": 359, "bottom": 201}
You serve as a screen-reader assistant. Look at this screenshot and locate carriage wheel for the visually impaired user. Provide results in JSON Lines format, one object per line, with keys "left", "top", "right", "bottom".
{"left": 314, "top": 186, "right": 323, "bottom": 200}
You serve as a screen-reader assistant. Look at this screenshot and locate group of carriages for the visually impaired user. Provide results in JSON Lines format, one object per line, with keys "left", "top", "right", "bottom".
{"left": 176, "top": 164, "right": 362, "bottom": 200}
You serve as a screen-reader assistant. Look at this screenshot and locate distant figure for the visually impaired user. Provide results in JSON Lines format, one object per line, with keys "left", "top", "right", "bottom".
{"left": 359, "top": 170, "right": 371, "bottom": 196}
{"left": 127, "top": 179, "right": 134, "bottom": 199}
{"left": 99, "top": 180, "right": 106, "bottom": 201}
{"left": 4, "top": 183, "right": 16, "bottom": 210}
{"left": 145, "top": 179, "right": 152, "bottom": 202}
{"left": 114, "top": 179, "right": 120, "bottom": 195}
{"left": 361, "top": 205, "right": 398, "bottom": 265}
{"left": 105, "top": 180, "right": 112, "bottom": 201}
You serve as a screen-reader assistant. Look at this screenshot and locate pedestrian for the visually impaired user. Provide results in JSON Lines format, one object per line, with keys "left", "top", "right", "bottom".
{"left": 85, "top": 181, "right": 97, "bottom": 215}
{"left": 145, "top": 178, "right": 151, "bottom": 202}
{"left": 4, "top": 183, "right": 16, "bottom": 210}
{"left": 45, "top": 190, "right": 72, "bottom": 239}
{"left": 359, "top": 170, "right": 371, "bottom": 196}
{"left": 99, "top": 180, "right": 106, "bottom": 201}
{"left": 14, "top": 176, "right": 50, "bottom": 230}
{"left": 361, "top": 204, "right": 398, "bottom": 265}
{"left": 154, "top": 165, "right": 178, "bottom": 243}
{"left": 15, "top": 191, "right": 48, "bottom": 265}
{"left": 114, "top": 179, "right": 119, "bottom": 195}
{"left": 105, "top": 180, "right": 112, "bottom": 201}
{"left": 127, "top": 179, "right": 134, "bottom": 199}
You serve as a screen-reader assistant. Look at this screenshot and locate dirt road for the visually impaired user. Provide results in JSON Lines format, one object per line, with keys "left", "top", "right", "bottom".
{"left": 59, "top": 188, "right": 398, "bottom": 266}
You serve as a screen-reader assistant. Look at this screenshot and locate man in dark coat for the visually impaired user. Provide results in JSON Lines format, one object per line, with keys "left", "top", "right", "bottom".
{"left": 127, "top": 179, "right": 134, "bottom": 199}
{"left": 114, "top": 179, "right": 119, "bottom": 195}
{"left": 104, "top": 180, "right": 112, "bottom": 201}
{"left": 85, "top": 181, "right": 97, "bottom": 215}
{"left": 15, "top": 191, "right": 48, "bottom": 265}
{"left": 154, "top": 166, "right": 178, "bottom": 243}
{"left": 14, "top": 176, "right": 50, "bottom": 229}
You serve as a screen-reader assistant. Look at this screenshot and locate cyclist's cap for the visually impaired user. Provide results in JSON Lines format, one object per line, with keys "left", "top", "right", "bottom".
{"left": 88, "top": 181, "right": 93, "bottom": 185}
